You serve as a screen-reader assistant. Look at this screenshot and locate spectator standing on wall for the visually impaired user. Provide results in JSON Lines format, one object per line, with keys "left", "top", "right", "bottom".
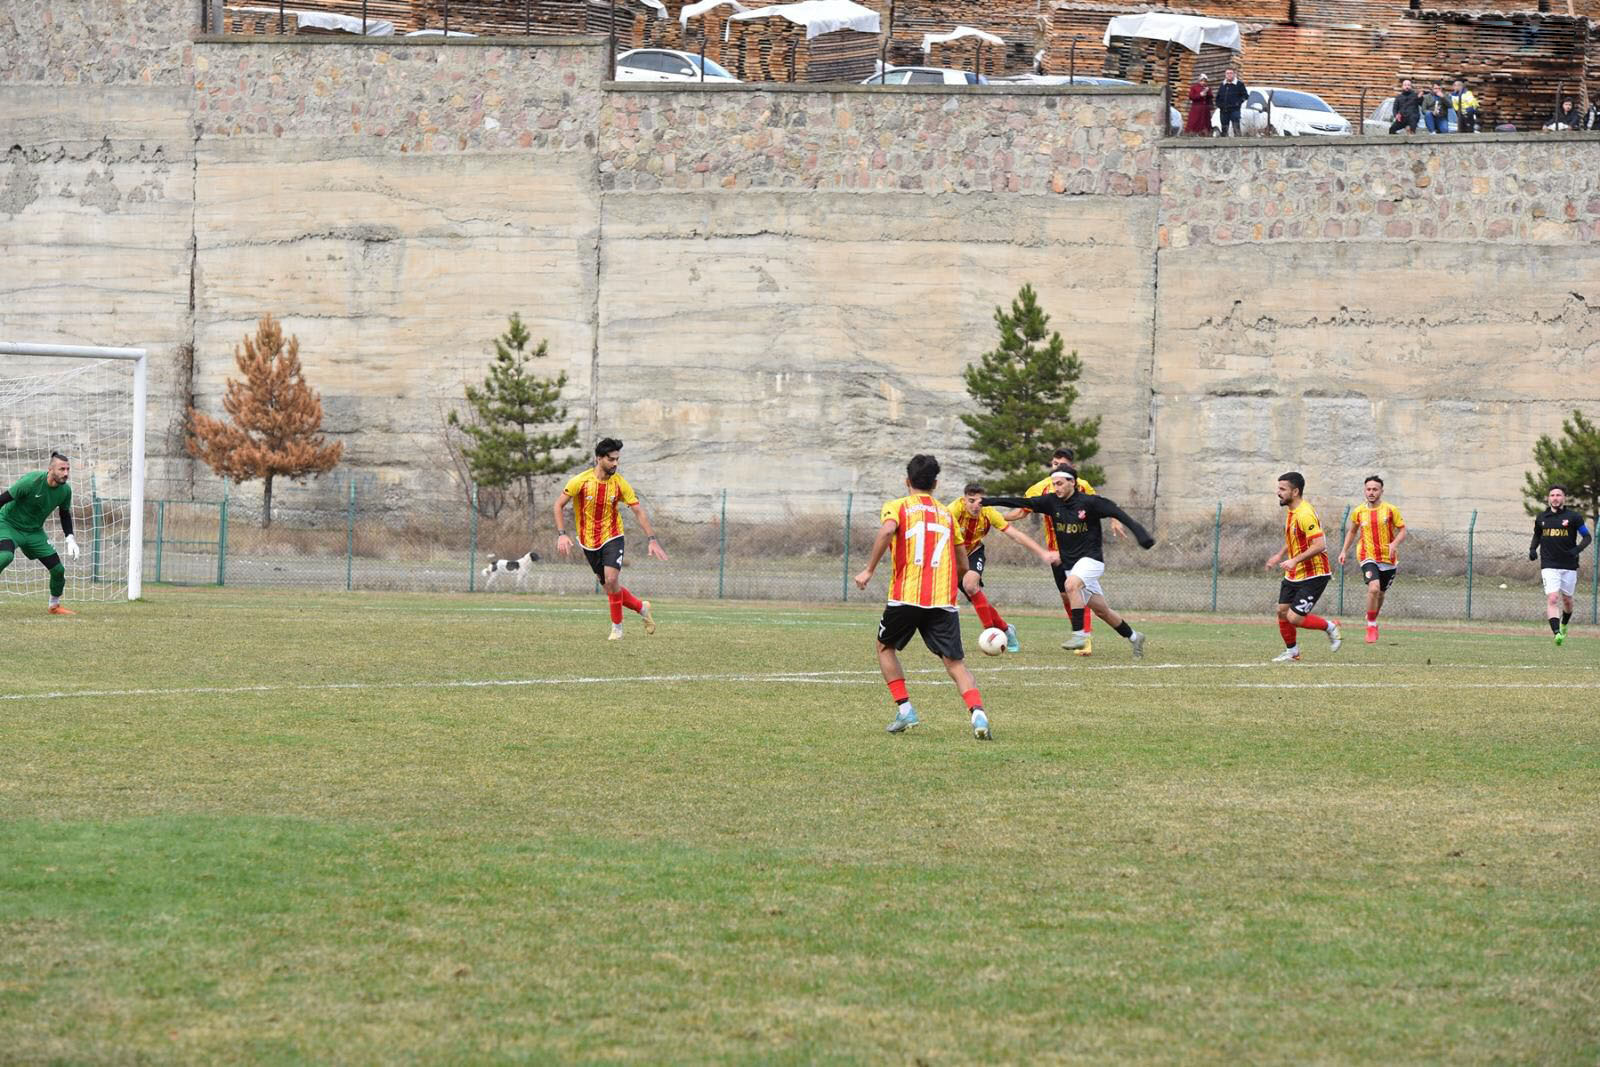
{"left": 1184, "top": 74, "right": 1214, "bottom": 136}
{"left": 1389, "top": 79, "right": 1421, "bottom": 134}
{"left": 1421, "top": 83, "right": 1451, "bottom": 133}
{"left": 1215, "top": 69, "right": 1248, "bottom": 136}
{"left": 1450, "top": 80, "right": 1478, "bottom": 132}
{"left": 1544, "top": 98, "right": 1579, "bottom": 131}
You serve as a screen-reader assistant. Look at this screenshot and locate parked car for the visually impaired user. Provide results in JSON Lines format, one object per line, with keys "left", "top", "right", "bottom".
{"left": 615, "top": 48, "right": 739, "bottom": 83}
{"left": 993, "top": 73, "right": 1182, "bottom": 130}
{"left": 1363, "top": 96, "right": 1457, "bottom": 134}
{"left": 862, "top": 66, "right": 989, "bottom": 86}
{"left": 1212, "top": 87, "right": 1352, "bottom": 136}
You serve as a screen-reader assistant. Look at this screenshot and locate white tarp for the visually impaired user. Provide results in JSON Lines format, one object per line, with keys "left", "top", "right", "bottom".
{"left": 725, "top": 0, "right": 880, "bottom": 40}
{"left": 921, "top": 26, "right": 1004, "bottom": 52}
{"left": 1102, "top": 13, "right": 1240, "bottom": 54}
{"left": 681, "top": 0, "right": 748, "bottom": 26}
{"left": 235, "top": 6, "right": 396, "bottom": 35}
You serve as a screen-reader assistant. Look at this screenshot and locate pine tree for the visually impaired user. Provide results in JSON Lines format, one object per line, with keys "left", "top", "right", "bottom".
{"left": 187, "top": 314, "right": 343, "bottom": 528}
{"left": 449, "top": 313, "right": 582, "bottom": 541}
{"left": 1523, "top": 410, "right": 1600, "bottom": 520}
{"left": 961, "top": 284, "right": 1103, "bottom": 495}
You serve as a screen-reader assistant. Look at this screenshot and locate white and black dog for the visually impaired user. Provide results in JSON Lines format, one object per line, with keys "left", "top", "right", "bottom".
{"left": 481, "top": 550, "right": 541, "bottom": 589}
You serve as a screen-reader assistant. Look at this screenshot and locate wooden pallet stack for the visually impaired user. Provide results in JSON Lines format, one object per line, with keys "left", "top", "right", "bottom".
{"left": 723, "top": 18, "right": 882, "bottom": 81}
{"left": 886, "top": 0, "right": 1046, "bottom": 75}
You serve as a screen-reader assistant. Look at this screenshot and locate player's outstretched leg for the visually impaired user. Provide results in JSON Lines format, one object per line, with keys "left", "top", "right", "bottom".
{"left": 943, "top": 657, "right": 989, "bottom": 740}
{"left": 1088, "top": 594, "right": 1145, "bottom": 660}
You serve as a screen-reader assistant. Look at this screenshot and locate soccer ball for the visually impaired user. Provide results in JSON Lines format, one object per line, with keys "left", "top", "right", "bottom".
{"left": 977, "top": 627, "right": 1008, "bottom": 656}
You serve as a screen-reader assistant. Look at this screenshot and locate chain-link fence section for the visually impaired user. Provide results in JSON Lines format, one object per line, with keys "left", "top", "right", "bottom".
{"left": 137, "top": 480, "right": 1597, "bottom": 624}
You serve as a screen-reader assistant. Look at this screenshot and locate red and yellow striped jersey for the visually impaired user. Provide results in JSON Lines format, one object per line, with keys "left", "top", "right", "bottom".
{"left": 1350, "top": 502, "right": 1405, "bottom": 565}
{"left": 881, "top": 494, "right": 960, "bottom": 608}
{"left": 1284, "top": 500, "right": 1332, "bottom": 580}
{"left": 947, "top": 496, "right": 1009, "bottom": 549}
{"left": 1022, "top": 474, "right": 1095, "bottom": 550}
{"left": 563, "top": 469, "right": 638, "bottom": 550}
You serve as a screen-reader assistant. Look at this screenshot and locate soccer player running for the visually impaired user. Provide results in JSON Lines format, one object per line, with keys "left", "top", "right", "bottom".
{"left": 1265, "top": 471, "right": 1341, "bottom": 662}
{"left": 0, "top": 452, "right": 81, "bottom": 615}
{"left": 1337, "top": 475, "right": 1407, "bottom": 643}
{"left": 1528, "top": 484, "right": 1592, "bottom": 646}
{"left": 983, "top": 466, "right": 1155, "bottom": 658}
{"left": 1002, "top": 447, "right": 1122, "bottom": 639}
{"left": 553, "top": 437, "right": 666, "bottom": 640}
{"left": 855, "top": 455, "right": 999, "bottom": 740}
{"left": 949, "top": 482, "right": 1059, "bottom": 653}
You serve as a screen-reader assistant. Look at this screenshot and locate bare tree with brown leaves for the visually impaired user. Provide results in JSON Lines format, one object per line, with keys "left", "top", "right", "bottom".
{"left": 187, "top": 314, "right": 343, "bottom": 528}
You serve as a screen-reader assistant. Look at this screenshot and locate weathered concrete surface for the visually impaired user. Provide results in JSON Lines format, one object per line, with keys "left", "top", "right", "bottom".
{"left": 1155, "top": 139, "right": 1600, "bottom": 526}
{"left": 598, "top": 190, "right": 1159, "bottom": 507}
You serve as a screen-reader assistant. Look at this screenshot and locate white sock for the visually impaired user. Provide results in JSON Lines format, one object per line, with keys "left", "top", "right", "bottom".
{"left": 1286, "top": 644, "right": 1299, "bottom": 654}
{"left": 49, "top": 596, "right": 60, "bottom": 607}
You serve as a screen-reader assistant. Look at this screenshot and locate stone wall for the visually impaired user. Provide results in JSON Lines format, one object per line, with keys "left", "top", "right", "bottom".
{"left": 595, "top": 85, "right": 1164, "bottom": 509}
{"left": 4, "top": 13, "right": 1596, "bottom": 533}
{"left": 1154, "top": 136, "right": 1600, "bottom": 526}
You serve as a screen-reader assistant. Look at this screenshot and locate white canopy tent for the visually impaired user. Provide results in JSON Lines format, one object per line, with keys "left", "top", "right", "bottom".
{"left": 681, "top": 0, "right": 748, "bottom": 26}
{"left": 724, "top": 0, "right": 880, "bottom": 40}
{"left": 1102, "top": 13, "right": 1241, "bottom": 54}
{"left": 920, "top": 25, "right": 1004, "bottom": 52}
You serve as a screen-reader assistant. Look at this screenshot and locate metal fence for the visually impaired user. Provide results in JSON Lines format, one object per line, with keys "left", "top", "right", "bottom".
{"left": 136, "top": 478, "right": 1598, "bottom": 624}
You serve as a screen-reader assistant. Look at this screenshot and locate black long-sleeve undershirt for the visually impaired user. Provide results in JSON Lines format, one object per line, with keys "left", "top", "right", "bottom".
{"left": 1530, "top": 507, "right": 1591, "bottom": 569}
{"left": 982, "top": 490, "right": 1155, "bottom": 565}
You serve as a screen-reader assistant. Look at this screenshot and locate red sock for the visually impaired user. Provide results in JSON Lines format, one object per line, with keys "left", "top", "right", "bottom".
{"left": 618, "top": 587, "right": 643, "bottom": 613}
{"left": 1299, "top": 614, "right": 1330, "bottom": 631}
{"left": 961, "top": 687, "right": 983, "bottom": 711}
{"left": 888, "top": 678, "right": 909, "bottom": 704}
{"left": 970, "top": 591, "right": 1002, "bottom": 630}
{"left": 1083, "top": 609, "right": 1092, "bottom": 633}
{"left": 1366, "top": 611, "right": 1378, "bottom": 624}
{"left": 1278, "top": 619, "right": 1298, "bottom": 646}
{"left": 607, "top": 593, "right": 623, "bottom": 624}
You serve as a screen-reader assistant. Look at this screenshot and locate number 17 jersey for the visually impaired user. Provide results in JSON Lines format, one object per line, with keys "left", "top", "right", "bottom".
{"left": 881, "top": 493, "right": 959, "bottom": 609}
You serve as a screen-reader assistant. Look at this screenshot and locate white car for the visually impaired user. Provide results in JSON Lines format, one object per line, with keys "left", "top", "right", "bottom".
{"left": 862, "top": 67, "right": 989, "bottom": 86}
{"left": 615, "top": 48, "right": 739, "bottom": 83}
{"left": 1213, "top": 87, "right": 1352, "bottom": 136}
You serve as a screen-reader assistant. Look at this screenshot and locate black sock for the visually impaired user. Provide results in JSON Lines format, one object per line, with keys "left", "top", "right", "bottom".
{"left": 1550, "top": 617, "right": 1562, "bottom": 634}
{"left": 1562, "top": 611, "right": 1572, "bottom": 627}
{"left": 1114, "top": 620, "right": 1134, "bottom": 639}
{"left": 1069, "top": 608, "right": 1085, "bottom": 631}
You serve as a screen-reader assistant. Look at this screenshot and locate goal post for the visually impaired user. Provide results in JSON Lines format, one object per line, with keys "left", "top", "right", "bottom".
{"left": 0, "top": 342, "right": 148, "bottom": 601}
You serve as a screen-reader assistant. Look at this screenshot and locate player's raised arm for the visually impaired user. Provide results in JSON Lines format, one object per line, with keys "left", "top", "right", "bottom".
{"left": 982, "top": 493, "right": 1056, "bottom": 515}
{"left": 854, "top": 517, "right": 898, "bottom": 590}
{"left": 1087, "top": 496, "right": 1155, "bottom": 549}
{"left": 627, "top": 499, "right": 668, "bottom": 561}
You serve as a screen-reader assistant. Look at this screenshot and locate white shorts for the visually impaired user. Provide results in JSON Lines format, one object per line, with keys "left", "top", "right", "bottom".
{"left": 1541, "top": 568, "right": 1577, "bottom": 597}
{"left": 1067, "top": 557, "right": 1105, "bottom": 597}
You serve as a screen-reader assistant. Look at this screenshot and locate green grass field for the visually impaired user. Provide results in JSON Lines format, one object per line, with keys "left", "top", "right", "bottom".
{"left": 3, "top": 588, "right": 1597, "bottom": 1063}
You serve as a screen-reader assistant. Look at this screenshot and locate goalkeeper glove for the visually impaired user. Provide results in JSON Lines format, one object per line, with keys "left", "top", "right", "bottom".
{"left": 65, "top": 535, "right": 80, "bottom": 559}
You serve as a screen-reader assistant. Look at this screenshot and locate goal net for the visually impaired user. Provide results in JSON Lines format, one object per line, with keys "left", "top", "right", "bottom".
{"left": 0, "top": 344, "right": 147, "bottom": 601}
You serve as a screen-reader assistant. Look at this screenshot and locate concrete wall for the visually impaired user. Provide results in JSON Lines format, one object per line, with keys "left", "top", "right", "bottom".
{"left": 3, "top": 12, "right": 1596, "bottom": 530}
{"left": 1155, "top": 137, "right": 1600, "bottom": 525}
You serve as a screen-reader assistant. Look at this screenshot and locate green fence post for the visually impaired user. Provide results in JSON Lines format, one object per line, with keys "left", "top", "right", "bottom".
{"left": 717, "top": 489, "right": 727, "bottom": 599}
{"left": 91, "top": 485, "right": 104, "bottom": 584}
{"left": 1465, "top": 509, "right": 1477, "bottom": 620}
{"left": 1209, "top": 501, "right": 1222, "bottom": 612}
{"left": 1592, "top": 513, "right": 1599, "bottom": 624}
{"left": 1336, "top": 504, "right": 1351, "bottom": 615}
{"left": 842, "top": 492, "right": 854, "bottom": 602}
{"left": 217, "top": 477, "right": 229, "bottom": 587}
{"left": 154, "top": 501, "right": 166, "bottom": 584}
{"left": 468, "top": 484, "right": 479, "bottom": 593}
{"left": 345, "top": 477, "right": 356, "bottom": 592}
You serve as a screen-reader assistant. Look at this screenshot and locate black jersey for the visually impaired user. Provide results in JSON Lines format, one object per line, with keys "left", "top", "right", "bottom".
{"left": 1530, "top": 508, "right": 1592, "bottom": 570}
{"left": 983, "top": 490, "right": 1154, "bottom": 565}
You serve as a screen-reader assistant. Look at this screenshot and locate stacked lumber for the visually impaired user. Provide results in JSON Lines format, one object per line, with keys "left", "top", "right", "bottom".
{"left": 219, "top": 0, "right": 422, "bottom": 32}
{"left": 886, "top": 0, "right": 1045, "bottom": 75}
{"left": 724, "top": 19, "right": 881, "bottom": 81}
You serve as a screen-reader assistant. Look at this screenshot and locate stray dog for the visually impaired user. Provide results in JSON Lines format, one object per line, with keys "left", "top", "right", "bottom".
{"left": 482, "top": 550, "right": 541, "bottom": 589}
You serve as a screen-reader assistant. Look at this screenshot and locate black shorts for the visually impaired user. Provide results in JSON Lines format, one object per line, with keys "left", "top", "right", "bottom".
{"left": 966, "top": 544, "right": 986, "bottom": 585}
{"left": 1278, "top": 575, "right": 1331, "bottom": 616}
{"left": 877, "top": 604, "right": 964, "bottom": 661}
{"left": 582, "top": 537, "right": 624, "bottom": 579}
{"left": 1359, "top": 562, "right": 1397, "bottom": 591}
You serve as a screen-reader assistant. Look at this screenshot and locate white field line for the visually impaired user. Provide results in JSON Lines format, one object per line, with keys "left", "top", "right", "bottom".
{"left": 2, "top": 661, "right": 1593, "bottom": 703}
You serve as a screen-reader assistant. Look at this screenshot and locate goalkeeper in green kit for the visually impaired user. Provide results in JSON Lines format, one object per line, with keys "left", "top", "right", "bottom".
{"left": 0, "top": 452, "right": 81, "bottom": 615}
